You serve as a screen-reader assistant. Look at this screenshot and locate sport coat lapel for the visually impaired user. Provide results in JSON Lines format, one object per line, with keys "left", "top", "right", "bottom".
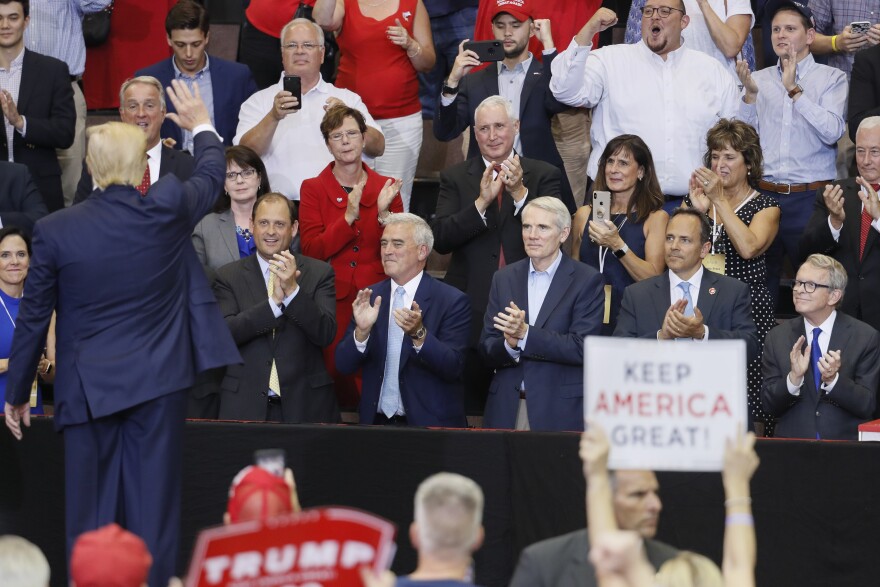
{"left": 788, "top": 318, "right": 820, "bottom": 398}
{"left": 534, "top": 255, "right": 573, "bottom": 328}
{"left": 243, "top": 255, "right": 269, "bottom": 309}
{"left": 17, "top": 50, "right": 34, "bottom": 109}
{"left": 520, "top": 58, "right": 543, "bottom": 117}
{"left": 653, "top": 272, "right": 673, "bottom": 324}
{"left": 373, "top": 279, "right": 393, "bottom": 359}
{"left": 697, "top": 270, "right": 720, "bottom": 320}
{"left": 218, "top": 210, "right": 239, "bottom": 262}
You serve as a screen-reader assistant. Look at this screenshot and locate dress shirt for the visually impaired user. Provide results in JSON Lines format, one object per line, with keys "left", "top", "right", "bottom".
{"left": 549, "top": 39, "right": 739, "bottom": 196}
{"left": 496, "top": 53, "right": 534, "bottom": 154}
{"left": 678, "top": 0, "right": 754, "bottom": 80}
{"left": 173, "top": 55, "right": 216, "bottom": 154}
{"left": 809, "top": 0, "right": 880, "bottom": 80}
{"left": 787, "top": 311, "right": 839, "bottom": 394}
{"left": 505, "top": 249, "right": 564, "bottom": 358}
{"left": 476, "top": 151, "right": 528, "bottom": 221}
{"left": 24, "top": 0, "right": 111, "bottom": 77}
{"left": 739, "top": 54, "right": 846, "bottom": 183}
{"left": 256, "top": 254, "right": 300, "bottom": 317}
{"left": 0, "top": 48, "right": 25, "bottom": 162}
{"left": 668, "top": 266, "right": 709, "bottom": 341}
{"left": 145, "top": 140, "right": 162, "bottom": 186}
{"left": 354, "top": 270, "right": 425, "bottom": 352}
{"left": 827, "top": 186, "right": 880, "bottom": 237}
{"left": 234, "top": 74, "right": 382, "bottom": 200}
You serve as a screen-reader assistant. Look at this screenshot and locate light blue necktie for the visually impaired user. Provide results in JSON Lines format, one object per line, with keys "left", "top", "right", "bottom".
{"left": 678, "top": 282, "right": 694, "bottom": 317}
{"left": 379, "top": 286, "right": 406, "bottom": 418}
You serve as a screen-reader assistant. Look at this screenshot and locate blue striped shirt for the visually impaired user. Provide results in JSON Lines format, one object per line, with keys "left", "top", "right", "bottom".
{"left": 24, "top": 0, "right": 112, "bottom": 77}
{"left": 173, "top": 55, "right": 215, "bottom": 153}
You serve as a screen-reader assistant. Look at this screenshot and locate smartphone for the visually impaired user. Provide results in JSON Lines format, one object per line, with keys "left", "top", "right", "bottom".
{"left": 282, "top": 75, "right": 302, "bottom": 110}
{"left": 592, "top": 190, "right": 610, "bottom": 223}
{"left": 852, "top": 21, "right": 871, "bottom": 34}
{"left": 463, "top": 40, "right": 503, "bottom": 62}
{"left": 254, "top": 449, "right": 286, "bottom": 477}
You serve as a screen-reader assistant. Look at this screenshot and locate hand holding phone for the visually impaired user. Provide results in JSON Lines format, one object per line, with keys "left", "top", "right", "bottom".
{"left": 463, "top": 40, "right": 503, "bottom": 62}
{"left": 282, "top": 75, "right": 302, "bottom": 110}
{"left": 592, "top": 190, "right": 610, "bottom": 223}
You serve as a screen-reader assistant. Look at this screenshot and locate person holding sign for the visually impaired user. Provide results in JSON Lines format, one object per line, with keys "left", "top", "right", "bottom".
{"left": 614, "top": 208, "right": 758, "bottom": 357}
{"left": 761, "top": 254, "right": 880, "bottom": 440}
{"left": 684, "top": 119, "right": 779, "bottom": 435}
{"left": 572, "top": 134, "right": 669, "bottom": 335}
{"left": 480, "top": 196, "right": 605, "bottom": 431}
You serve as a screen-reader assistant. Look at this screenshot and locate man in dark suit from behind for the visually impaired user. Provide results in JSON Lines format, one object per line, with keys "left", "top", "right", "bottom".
{"left": 762, "top": 254, "right": 880, "bottom": 440}
{"left": 0, "top": 161, "right": 48, "bottom": 234}
{"left": 509, "top": 468, "right": 678, "bottom": 587}
{"left": 135, "top": 0, "right": 257, "bottom": 152}
{"left": 0, "top": 0, "right": 75, "bottom": 212}
{"left": 213, "top": 193, "right": 340, "bottom": 423}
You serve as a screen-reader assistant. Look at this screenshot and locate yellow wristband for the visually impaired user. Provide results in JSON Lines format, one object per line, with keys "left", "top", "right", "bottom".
{"left": 831, "top": 35, "right": 839, "bottom": 52}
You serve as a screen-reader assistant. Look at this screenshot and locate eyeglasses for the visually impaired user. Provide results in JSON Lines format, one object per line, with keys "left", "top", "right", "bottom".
{"left": 282, "top": 42, "right": 321, "bottom": 52}
{"left": 328, "top": 130, "right": 363, "bottom": 142}
{"left": 792, "top": 280, "right": 832, "bottom": 293}
{"left": 640, "top": 6, "right": 685, "bottom": 18}
{"left": 226, "top": 168, "right": 257, "bottom": 181}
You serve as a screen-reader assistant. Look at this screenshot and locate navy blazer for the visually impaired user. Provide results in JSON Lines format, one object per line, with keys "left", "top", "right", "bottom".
{"left": 0, "top": 161, "right": 49, "bottom": 234}
{"left": 6, "top": 132, "right": 240, "bottom": 428}
{"left": 479, "top": 254, "right": 604, "bottom": 431}
{"left": 613, "top": 269, "right": 760, "bottom": 361}
{"left": 2, "top": 50, "right": 75, "bottom": 212}
{"left": 335, "top": 272, "right": 471, "bottom": 427}
{"left": 136, "top": 56, "right": 257, "bottom": 147}
{"left": 433, "top": 51, "right": 571, "bottom": 203}
{"left": 762, "top": 313, "right": 880, "bottom": 440}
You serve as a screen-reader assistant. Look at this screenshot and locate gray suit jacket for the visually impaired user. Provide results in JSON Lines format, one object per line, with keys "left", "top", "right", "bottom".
{"left": 509, "top": 528, "right": 679, "bottom": 587}
{"left": 192, "top": 209, "right": 240, "bottom": 271}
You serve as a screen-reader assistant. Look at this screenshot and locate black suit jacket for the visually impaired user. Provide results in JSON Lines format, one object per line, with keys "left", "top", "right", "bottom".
{"left": 848, "top": 45, "right": 880, "bottom": 142}
{"left": 761, "top": 313, "right": 880, "bottom": 440}
{"left": 431, "top": 155, "right": 569, "bottom": 340}
{"left": 1, "top": 50, "right": 75, "bottom": 212}
{"left": 0, "top": 161, "right": 49, "bottom": 234}
{"left": 800, "top": 178, "right": 880, "bottom": 332}
{"left": 509, "top": 528, "right": 679, "bottom": 587}
{"left": 74, "top": 145, "right": 195, "bottom": 204}
{"left": 433, "top": 52, "right": 573, "bottom": 203}
{"left": 213, "top": 253, "right": 340, "bottom": 423}
{"left": 613, "top": 269, "right": 759, "bottom": 361}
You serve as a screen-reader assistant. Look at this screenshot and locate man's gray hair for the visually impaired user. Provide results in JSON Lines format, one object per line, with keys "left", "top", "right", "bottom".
{"left": 803, "top": 254, "right": 847, "bottom": 303}
{"left": 0, "top": 536, "right": 50, "bottom": 587}
{"left": 280, "top": 17, "right": 325, "bottom": 47}
{"left": 119, "top": 76, "right": 166, "bottom": 112}
{"left": 523, "top": 196, "right": 572, "bottom": 230}
{"left": 857, "top": 116, "right": 880, "bottom": 135}
{"left": 474, "top": 95, "right": 518, "bottom": 123}
{"left": 414, "top": 473, "right": 484, "bottom": 559}
{"left": 383, "top": 212, "right": 434, "bottom": 252}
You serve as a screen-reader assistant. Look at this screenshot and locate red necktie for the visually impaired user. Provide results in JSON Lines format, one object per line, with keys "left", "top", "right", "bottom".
{"left": 136, "top": 157, "right": 150, "bottom": 196}
{"left": 492, "top": 164, "right": 506, "bottom": 268}
{"left": 859, "top": 184, "right": 880, "bottom": 260}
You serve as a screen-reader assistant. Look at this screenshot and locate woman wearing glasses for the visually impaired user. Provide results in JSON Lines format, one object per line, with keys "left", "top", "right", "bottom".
{"left": 192, "top": 146, "right": 272, "bottom": 270}
{"left": 686, "top": 119, "right": 780, "bottom": 435}
{"left": 313, "top": 0, "right": 435, "bottom": 211}
{"left": 300, "top": 104, "right": 403, "bottom": 409}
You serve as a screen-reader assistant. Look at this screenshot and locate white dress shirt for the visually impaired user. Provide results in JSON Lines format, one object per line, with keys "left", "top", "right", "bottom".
{"left": 787, "top": 311, "right": 839, "bottom": 394}
{"left": 549, "top": 39, "right": 739, "bottom": 196}
{"left": 505, "top": 249, "right": 564, "bottom": 358}
{"left": 681, "top": 0, "right": 754, "bottom": 80}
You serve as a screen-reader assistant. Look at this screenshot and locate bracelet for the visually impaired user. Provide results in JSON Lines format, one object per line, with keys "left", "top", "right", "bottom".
{"left": 725, "top": 497, "right": 752, "bottom": 508}
{"left": 831, "top": 35, "right": 839, "bottom": 52}
{"left": 407, "top": 41, "right": 422, "bottom": 58}
{"left": 725, "top": 513, "right": 754, "bottom": 526}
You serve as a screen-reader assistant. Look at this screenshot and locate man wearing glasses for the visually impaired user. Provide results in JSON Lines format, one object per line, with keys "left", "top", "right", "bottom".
{"left": 235, "top": 18, "right": 385, "bottom": 200}
{"left": 761, "top": 254, "right": 880, "bottom": 440}
{"left": 549, "top": 1, "right": 739, "bottom": 209}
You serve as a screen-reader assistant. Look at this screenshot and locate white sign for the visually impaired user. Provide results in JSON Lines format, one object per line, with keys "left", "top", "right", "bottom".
{"left": 584, "top": 337, "right": 747, "bottom": 471}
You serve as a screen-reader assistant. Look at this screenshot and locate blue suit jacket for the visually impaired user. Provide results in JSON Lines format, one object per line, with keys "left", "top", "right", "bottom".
{"left": 135, "top": 56, "right": 257, "bottom": 147}
{"left": 479, "top": 254, "right": 604, "bottom": 431}
{"left": 335, "top": 272, "right": 471, "bottom": 427}
{"left": 5, "top": 132, "right": 241, "bottom": 429}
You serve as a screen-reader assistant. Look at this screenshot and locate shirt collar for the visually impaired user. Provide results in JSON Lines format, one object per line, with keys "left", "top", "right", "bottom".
{"left": 775, "top": 53, "right": 815, "bottom": 81}
{"left": 172, "top": 53, "right": 211, "bottom": 79}
{"left": 669, "top": 265, "right": 704, "bottom": 291}
{"left": 497, "top": 52, "right": 533, "bottom": 75}
{"left": 390, "top": 270, "right": 425, "bottom": 300}
{"left": 638, "top": 37, "right": 686, "bottom": 63}
{"left": 145, "top": 140, "right": 163, "bottom": 162}
{"left": 4, "top": 47, "right": 24, "bottom": 71}
{"left": 482, "top": 151, "right": 516, "bottom": 169}
{"left": 804, "top": 309, "right": 837, "bottom": 332}
{"left": 529, "top": 249, "right": 564, "bottom": 278}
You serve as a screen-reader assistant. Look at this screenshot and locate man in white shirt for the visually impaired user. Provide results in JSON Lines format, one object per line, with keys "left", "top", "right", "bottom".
{"left": 234, "top": 18, "right": 384, "bottom": 200}
{"left": 762, "top": 254, "right": 880, "bottom": 440}
{"left": 550, "top": 1, "right": 739, "bottom": 206}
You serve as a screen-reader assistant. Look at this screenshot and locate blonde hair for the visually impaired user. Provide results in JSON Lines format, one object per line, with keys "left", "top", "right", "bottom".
{"left": 414, "top": 473, "right": 483, "bottom": 560}
{"left": 86, "top": 122, "right": 147, "bottom": 190}
{"left": 655, "top": 551, "right": 723, "bottom": 587}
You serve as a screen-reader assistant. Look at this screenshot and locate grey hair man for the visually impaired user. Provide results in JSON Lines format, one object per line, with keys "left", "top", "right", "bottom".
{"left": 0, "top": 536, "right": 50, "bottom": 587}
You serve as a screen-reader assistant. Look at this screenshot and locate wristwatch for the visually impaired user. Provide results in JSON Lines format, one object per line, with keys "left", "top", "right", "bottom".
{"left": 410, "top": 326, "right": 427, "bottom": 340}
{"left": 442, "top": 82, "right": 459, "bottom": 96}
{"left": 788, "top": 84, "right": 803, "bottom": 99}
{"left": 613, "top": 243, "right": 630, "bottom": 259}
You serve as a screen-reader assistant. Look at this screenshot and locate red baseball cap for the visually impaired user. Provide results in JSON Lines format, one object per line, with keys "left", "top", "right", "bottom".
{"left": 226, "top": 465, "right": 294, "bottom": 524}
{"left": 70, "top": 524, "right": 152, "bottom": 587}
{"left": 489, "top": 0, "right": 532, "bottom": 22}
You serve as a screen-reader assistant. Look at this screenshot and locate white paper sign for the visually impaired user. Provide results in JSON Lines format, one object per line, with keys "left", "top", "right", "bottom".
{"left": 584, "top": 337, "right": 747, "bottom": 472}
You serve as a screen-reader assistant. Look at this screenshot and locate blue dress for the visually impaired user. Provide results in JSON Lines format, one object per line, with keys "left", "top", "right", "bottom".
{"left": 0, "top": 288, "right": 43, "bottom": 414}
{"left": 579, "top": 212, "right": 648, "bottom": 335}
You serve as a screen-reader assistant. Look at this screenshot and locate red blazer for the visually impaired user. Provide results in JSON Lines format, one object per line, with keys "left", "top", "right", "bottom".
{"left": 300, "top": 162, "right": 403, "bottom": 302}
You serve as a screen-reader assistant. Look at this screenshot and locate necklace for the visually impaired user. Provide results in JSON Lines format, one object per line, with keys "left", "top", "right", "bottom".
{"left": 236, "top": 226, "right": 253, "bottom": 242}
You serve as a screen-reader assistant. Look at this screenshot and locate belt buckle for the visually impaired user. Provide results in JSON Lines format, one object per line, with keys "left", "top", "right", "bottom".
{"left": 779, "top": 183, "right": 791, "bottom": 195}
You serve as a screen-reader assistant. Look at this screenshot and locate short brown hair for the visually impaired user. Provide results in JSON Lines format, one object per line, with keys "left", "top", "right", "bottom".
{"left": 166, "top": 0, "right": 209, "bottom": 35}
{"left": 319, "top": 104, "right": 367, "bottom": 142}
{"left": 703, "top": 119, "right": 763, "bottom": 189}
{"left": 252, "top": 193, "right": 298, "bottom": 224}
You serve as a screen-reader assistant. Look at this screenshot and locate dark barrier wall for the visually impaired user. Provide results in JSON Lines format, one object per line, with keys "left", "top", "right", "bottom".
{"left": 2, "top": 418, "right": 880, "bottom": 586}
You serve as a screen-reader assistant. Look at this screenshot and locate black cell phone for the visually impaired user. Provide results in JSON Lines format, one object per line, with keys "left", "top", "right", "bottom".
{"left": 254, "top": 449, "right": 286, "bottom": 477}
{"left": 282, "top": 75, "right": 301, "bottom": 110}
{"left": 464, "top": 40, "right": 504, "bottom": 62}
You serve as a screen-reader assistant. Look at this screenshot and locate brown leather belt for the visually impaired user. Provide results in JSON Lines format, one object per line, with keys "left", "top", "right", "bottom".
{"left": 757, "top": 179, "right": 831, "bottom": 194}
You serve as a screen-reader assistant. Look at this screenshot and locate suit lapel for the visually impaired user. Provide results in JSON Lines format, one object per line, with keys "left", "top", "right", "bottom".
{"left": 696, "top": 270, "right": 720, "bottom": 320}
{"left": 218, "top": 210, "right": 239, "bottom": 262}
{"left": 519, "top": 58, "right": 542, "bottom": 117}
{"left": 244, "top": 255, "right": 269, "bottom": 308}
{"left": 788, "top": 319, "right": 820, "bottom": 398}
{"left": 17, "top": 51, "right": 34, "bottom": 109}
{"left": 653, "top": 272, "right": 672, "bottom": 324}
{"left": 534, "top": 255, "right": 573, "bottom": 328}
